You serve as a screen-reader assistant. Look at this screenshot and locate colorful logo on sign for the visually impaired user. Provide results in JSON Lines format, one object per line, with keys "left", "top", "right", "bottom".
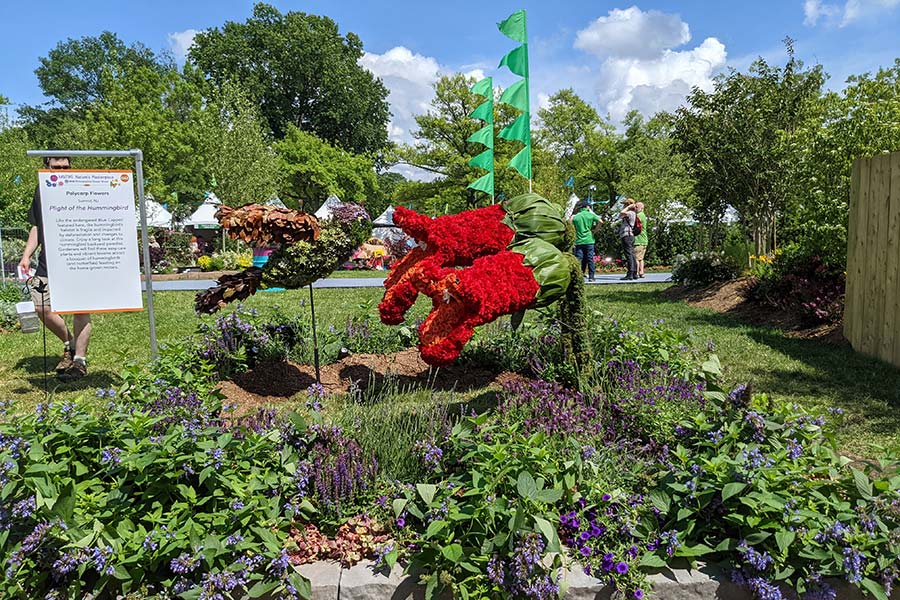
{"left": 44, "top": 174, "right": 64, "bottom": 187}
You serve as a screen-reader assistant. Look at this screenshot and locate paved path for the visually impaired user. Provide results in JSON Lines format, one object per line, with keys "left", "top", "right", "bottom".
{"left": 145, "top": 272, "right": 671, "bottom": 292}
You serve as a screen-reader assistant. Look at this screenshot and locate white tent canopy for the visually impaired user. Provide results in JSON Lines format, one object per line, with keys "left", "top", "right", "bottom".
{"left": 184, "top": 192, "right": 222, "bottom": 229}
{"left": 371, "top": 206, "right": 407, "bottom": 244}
{"left": 138, "top": 193, "right": 174, "bottom": 229}
{"left": 266, "top": 195, "right": 286, "bottom": 208}
{"left": 314, "top": 194, "right": 342, "bottom": 220}
{"left": 564, "top": 193, "right": 581, "bottom": 221}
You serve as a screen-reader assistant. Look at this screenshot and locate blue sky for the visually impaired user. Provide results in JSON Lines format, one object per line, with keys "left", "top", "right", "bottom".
{"left": 2, "top": 0, "right": 898, "bottom": 141}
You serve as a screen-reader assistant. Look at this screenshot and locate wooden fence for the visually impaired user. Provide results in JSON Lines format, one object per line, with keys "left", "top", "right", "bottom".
{"left": 844, "top": 151, "right": 900, "bottom": 369}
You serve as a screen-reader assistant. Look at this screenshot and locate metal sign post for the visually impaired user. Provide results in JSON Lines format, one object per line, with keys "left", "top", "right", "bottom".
{"left": 26, "top": 149, "right": 158, "bottom": 358}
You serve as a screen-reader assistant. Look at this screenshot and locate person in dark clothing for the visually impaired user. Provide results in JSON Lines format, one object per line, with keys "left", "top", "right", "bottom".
{"left": 618, "top": 198, "right": 638, "bottom": 280}
{"left": 19, "top": 155, "right": 92, "bottom": 381}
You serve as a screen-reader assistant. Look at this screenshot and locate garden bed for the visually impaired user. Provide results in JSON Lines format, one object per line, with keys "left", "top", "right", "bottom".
{"left": 217, "top": 348, "right": 518, "bottom": 413}
{"left": 665, "top": 278, "right": 846, "bottom": 344}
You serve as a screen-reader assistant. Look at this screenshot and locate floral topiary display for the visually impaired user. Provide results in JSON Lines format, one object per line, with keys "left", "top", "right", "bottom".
{"left": 378, "top": 193, "right": 580, "bottom": 366}
{"left": 195, "top": 202, "right": 372, "bottom": 314}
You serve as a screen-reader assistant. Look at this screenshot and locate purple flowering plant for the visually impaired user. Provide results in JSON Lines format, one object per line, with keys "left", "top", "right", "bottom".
{"left": 647, "top": 377, "right": 900, "bottom": 600}
{"left": 0, "top": 397, "right": 321, "bottom": 598}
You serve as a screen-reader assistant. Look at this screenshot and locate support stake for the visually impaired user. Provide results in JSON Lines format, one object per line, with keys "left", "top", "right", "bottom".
{"left": 308, "top": 283, "right": 321, "bottom": 385}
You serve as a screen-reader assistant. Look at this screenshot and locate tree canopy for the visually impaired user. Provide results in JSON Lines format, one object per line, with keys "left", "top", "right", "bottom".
{"left": 189, "top": 2, "right": 391, "bottom": 155}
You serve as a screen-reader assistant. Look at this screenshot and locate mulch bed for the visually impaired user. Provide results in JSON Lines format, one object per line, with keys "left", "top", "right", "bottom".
{"left": 218, "top": 348, "right": 519, "bottom": 416}
{"left": 664, "top": 278, "right": 847, "bottom": 345}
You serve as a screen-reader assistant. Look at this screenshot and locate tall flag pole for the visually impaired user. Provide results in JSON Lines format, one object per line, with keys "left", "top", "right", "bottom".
{"left": 497, "top": 9, "right": 532, "bottom": 192}
{"left": 467, "top": 77, "right": 495, "bottom": 203}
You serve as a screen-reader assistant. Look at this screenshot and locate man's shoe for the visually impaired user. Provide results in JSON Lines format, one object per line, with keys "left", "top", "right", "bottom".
{"left": 60, "top": 360, "right": 87, "bottom": 382}
{"left": 620, "top": 276, "right": 633, "bottom": 281}
{"left": 55, "top": 348, "right": 73, "bottom": 374}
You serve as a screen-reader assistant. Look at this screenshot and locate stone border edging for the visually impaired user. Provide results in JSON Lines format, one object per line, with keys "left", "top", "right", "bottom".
{"left": 291, "top": 560, "right": 898, "bottom": 600}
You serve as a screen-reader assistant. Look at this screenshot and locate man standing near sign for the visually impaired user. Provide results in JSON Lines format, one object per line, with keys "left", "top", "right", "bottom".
{"left": 18, "top": 155, "right": 92, "bottom": 381}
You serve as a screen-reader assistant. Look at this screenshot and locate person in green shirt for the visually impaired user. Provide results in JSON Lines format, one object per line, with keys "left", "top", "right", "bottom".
{"left": 634, "top": 202, "right": 648, "bottom": 278}
{"left": 571, "top": 202, "right": 601, "bottom": 281}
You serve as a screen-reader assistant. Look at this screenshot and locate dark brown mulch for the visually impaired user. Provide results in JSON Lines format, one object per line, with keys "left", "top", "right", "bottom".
{"left": 664, "top": 278, "right": 847, "bottom": 345}
{"left": 217, "top": 349, "right": 516, "bottom": 416}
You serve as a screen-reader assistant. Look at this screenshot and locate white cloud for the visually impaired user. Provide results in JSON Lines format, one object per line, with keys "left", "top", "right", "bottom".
{"left": 167, "top": 29, "right": 199, "bottom": 61}
{"left": 573, "top": 8, "right": 727, "bottom": 123}
{"left": 804, "top": 0, "right": 900, "bottom": 26}
{"left": 597, "top": 38, "right": 727, "bottom": 122}
{"left": 359, "top": 46, "right": 442, "bottom": 146}
{"left": 575, "top": 6, "right": 691, "bottom": 60}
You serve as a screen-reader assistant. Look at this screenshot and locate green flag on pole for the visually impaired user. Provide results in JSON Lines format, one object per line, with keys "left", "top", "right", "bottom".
{"left": 471, "top": 77, "right": 493, "bottom": 99}
{"left": 467, "top": 123, "right": 494, "bottom": 148}
{"left": 498, "top": 45, "right": 529, "bottom": 78}
{"left": 469, "top": 148, "right": 494, "bottom": 171}
{"left": 467, "top": 77, "right": 494, "bottom": 200}
{"left": 469, "top": 100, "right": 494, "bottom": 124}
{"left": 497, "top": 9, "right": 532, "bottom": 190}
{"left": 469, "top": 171, "right": 495, "bottom": 195}
{"left": 498, "top": 9, "right": 527, "bottom": 42}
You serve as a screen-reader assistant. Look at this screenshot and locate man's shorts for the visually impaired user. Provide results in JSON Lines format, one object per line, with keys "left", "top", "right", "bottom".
{"left": 28, "top": 276, "right": 52, "bottom": 308}
{"left": 634, "top": 245, "right": 647, "bottom": 261}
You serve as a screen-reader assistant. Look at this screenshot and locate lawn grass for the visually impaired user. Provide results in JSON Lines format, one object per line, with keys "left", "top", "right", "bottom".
{"left": 584, "top": 284, "right": 900, "bottom": 455}
{"left": 1, "top": 282, "right": 897, "bottom": 454}
{"left": 0, "top": 286, "right": 389, "bottom": 412}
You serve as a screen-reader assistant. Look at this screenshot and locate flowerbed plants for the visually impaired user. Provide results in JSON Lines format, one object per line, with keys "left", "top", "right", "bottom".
{"left": 2, "top": 303, "right": 899, "bottom": 599}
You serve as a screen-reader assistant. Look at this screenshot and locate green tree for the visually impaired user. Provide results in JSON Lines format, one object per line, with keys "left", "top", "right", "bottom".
{"left": 673, "top": 41, "right": 825, "bottom": 254}
{"left": 535, "top": 89, "right": 620, "bottom": 206}
{"left": 52, "top": 63, "right": 209, "bottom": 217}
{"left": 0, "top": 118, "right": 37, "bottom": 226}
{"left": 617, "top": 112, "right": 696, "bottom": 222}
{"left": 275, "top": 126, "right": 379, "bottom": 213}
{"left": 785, "top": 59, "right": 900, "bottom": 265}
{"left": 198, "top": 82, "right": 281, "bottom": 207}
{"left": 189, "top": 2, "right": 390, "bottom": 154}
{"left": 396, "top": 74, "right": 565, "bottom": 215}
{"left": 20, "top": 32, "right": 170, "bottom": 146}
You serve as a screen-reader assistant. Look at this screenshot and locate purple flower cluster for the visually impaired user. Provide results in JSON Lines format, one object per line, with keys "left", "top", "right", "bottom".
{"left": 738, "top": 541, "right": 774, "bottom": 573}
{"left": 146, "top": 386, "right": 220, "bottom": 434}
{"left": 731, "top": 570, "right": 784, "bottom": 600}
{"left": 499, "top": 379, "right": 602, "bottom": 438}
{"left": 290, "top": 424, "right": 378, "bottom": 516}
{"left": 170, "top": 551, "right": 200, "bottom": 575}
{"left": 728, "top": 384, "right": 752, "bottom": 409}
{"left": 602, "top": 360, "right": 706, "bottom": 450}
{"left": 100, "top": 447, "right": 122, "bottom": 466}
{"left": 414, "top": 440, "right": 443, "bottom": 468}
{"left": 305, "top": 383, "right": 326, "bottom": 411}
{"left": 842, "top": 547, "right": 865, "bottom": 583}
{"left": 233, "top": 407, "right": 281, "bottom": 435}
{"left": 198, "top": 309, "right": 270, "bottom": 377}
{"left": 487, "top": 533, "right": 560, "bottom": 600}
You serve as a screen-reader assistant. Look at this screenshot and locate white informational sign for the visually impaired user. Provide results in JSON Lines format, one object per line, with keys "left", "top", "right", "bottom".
{"left": 38, "top": 170, "right": 143, "bottom": 314}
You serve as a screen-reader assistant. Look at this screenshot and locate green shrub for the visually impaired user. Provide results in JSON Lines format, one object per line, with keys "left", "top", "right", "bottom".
{"left": 671, "top": 251, "right": 741, "bottom": 287}
{"left": 650, "top": 384, "right": 900, "bottom": 599}
{"left": 0, "top": 398, "right": 313, "bottom": 599}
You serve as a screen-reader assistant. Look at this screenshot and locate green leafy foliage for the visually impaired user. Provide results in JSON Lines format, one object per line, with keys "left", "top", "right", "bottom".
{"left": 275, "top": 127, "right": 379, "bottom": 214}
{"left": 0, "top": 397, "right": 312, "bottom": 599}
{"left": 671, "top": 251, "right": 741, "bottom": 287}
{"left": 188, "top": 2, "right": 390, "bottom": 154}
{"left": 652, "top": 386, "right": 900, "bottom": 599}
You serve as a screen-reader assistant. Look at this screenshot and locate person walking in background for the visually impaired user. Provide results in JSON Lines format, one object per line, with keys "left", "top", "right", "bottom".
{"left": 618, "top": 198, "right": 638, "bottom": 281}
{"left": 19, "top": 154, "right": 92, "bottom": 381}
{"left": 633, "top": 201, "right": 648, "bottom": 278}
{"left": 572, "top": 201, "right": 601, "bottom": 281}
